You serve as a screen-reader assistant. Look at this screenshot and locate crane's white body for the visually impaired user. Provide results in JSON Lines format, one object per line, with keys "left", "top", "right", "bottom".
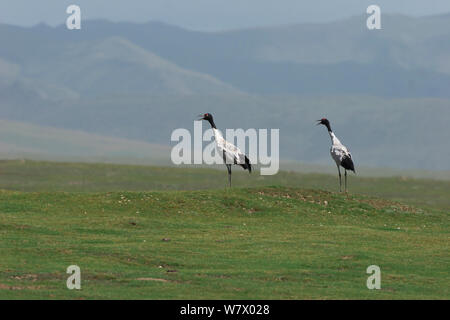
{"left": 329, "top": 131, "right": 352, "bottom": 168}
{"left": 213, "top": 128, "right": 247, "bottom": 165}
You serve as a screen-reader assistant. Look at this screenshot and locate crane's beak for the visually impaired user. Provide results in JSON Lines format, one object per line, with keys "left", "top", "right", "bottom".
{"left": 196, "top": 114, "right": 205, "bottom": 121}
{"left": 316, "top": 120, "right": 322, "bottom": 125}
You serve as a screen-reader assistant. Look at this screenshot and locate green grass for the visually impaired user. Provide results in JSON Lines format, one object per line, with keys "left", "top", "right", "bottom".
{"left": 0, "top": 160, "right": 448, "bottom": 299}
{"left": 0, "top": 160, "right": 449, "bottom": 210}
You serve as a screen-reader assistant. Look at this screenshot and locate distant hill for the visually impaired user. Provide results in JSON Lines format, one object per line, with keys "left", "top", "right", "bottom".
{"left": 1, "top": 14, "right": 450, "bottom": 97}
{"left": 0, "top": 119, "right": 169, "bottom": 164}
{"left": 20, "top": 36, "right": 240, "bottom": 96}
{"left": 1, "top": 94, "right": 448, "bottom": 170}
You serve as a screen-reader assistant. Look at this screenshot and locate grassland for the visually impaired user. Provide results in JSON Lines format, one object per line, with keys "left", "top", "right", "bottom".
{"left": 0, "top": 160, "right": 448, "bottom": 299}
{"left": 1, "top": 160, "right": 448, "bottom": 210}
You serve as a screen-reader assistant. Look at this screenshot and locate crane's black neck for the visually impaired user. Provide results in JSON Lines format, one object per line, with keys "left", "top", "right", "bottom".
{"left": 207, "top": 118, "right": 217, "bottom": 129}
{"left": 324, "top": 123, "right": 332, "bottom": 132}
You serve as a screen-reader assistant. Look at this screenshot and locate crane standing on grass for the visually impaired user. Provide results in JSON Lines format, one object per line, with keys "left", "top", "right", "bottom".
{"left": 317, "top": 118, "right": 355, "bottom": 192}
{"left": 198, "top": 113, "right": 251, "bottom": 187}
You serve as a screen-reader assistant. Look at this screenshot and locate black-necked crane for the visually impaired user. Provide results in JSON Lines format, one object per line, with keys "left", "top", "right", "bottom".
{"left": 198, "top": 113, "right": 251, "bottom": 187}
{"left": 317, "top": 118, "right": 355, "bottom": 192}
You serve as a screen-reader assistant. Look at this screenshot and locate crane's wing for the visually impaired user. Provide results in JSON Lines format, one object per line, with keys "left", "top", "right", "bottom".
{"left": 217, "top": 139, "right": 251, "bottom": 172}
{"left": 331, "top": 144, "right": 355, "bottom": 172}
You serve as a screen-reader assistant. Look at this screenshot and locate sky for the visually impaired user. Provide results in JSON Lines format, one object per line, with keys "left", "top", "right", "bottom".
{"left": 1, "top": 0, "right": 450, "bottom": 30}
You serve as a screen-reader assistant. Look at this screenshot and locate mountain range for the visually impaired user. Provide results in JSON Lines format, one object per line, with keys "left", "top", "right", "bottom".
{"left": 0, "top": 14, "right": 449, "bottom": 170}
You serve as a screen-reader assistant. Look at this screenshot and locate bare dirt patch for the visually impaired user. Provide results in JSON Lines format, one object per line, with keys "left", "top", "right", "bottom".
{"left": 136, "top": 277, "right": 169, "bottom": 282}
{"left": 0, "top": 283, "right": 42, "bottom": 290}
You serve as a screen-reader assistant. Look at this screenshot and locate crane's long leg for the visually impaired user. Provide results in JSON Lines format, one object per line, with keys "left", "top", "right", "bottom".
{"left": 222, "top": 150, "right": 232, "bottom": 188}
{"left": 337, "top": 165, "right": 342, "bottom": 192}
{"left": 226, "top": 164, "right": 232, "bottom": 188}
{"left": 345, "top": 169, "right": 348, "bottom": 193}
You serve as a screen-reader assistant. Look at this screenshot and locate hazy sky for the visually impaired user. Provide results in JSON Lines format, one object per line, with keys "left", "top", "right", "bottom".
{"left": 1, "top": 0, "right": 450, "bottom": 30}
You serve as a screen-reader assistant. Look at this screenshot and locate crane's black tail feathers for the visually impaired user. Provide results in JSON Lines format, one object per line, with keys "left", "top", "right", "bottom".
{"left": 341, "top": 156, "right": 355, "bottom": 173}
{"left": 240, "top": 156, "right": 252, "bottom": 173}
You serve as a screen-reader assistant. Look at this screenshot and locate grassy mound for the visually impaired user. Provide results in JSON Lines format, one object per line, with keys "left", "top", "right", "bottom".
{"left": 0, "top": 186, "right": 447, "bottom": 299}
